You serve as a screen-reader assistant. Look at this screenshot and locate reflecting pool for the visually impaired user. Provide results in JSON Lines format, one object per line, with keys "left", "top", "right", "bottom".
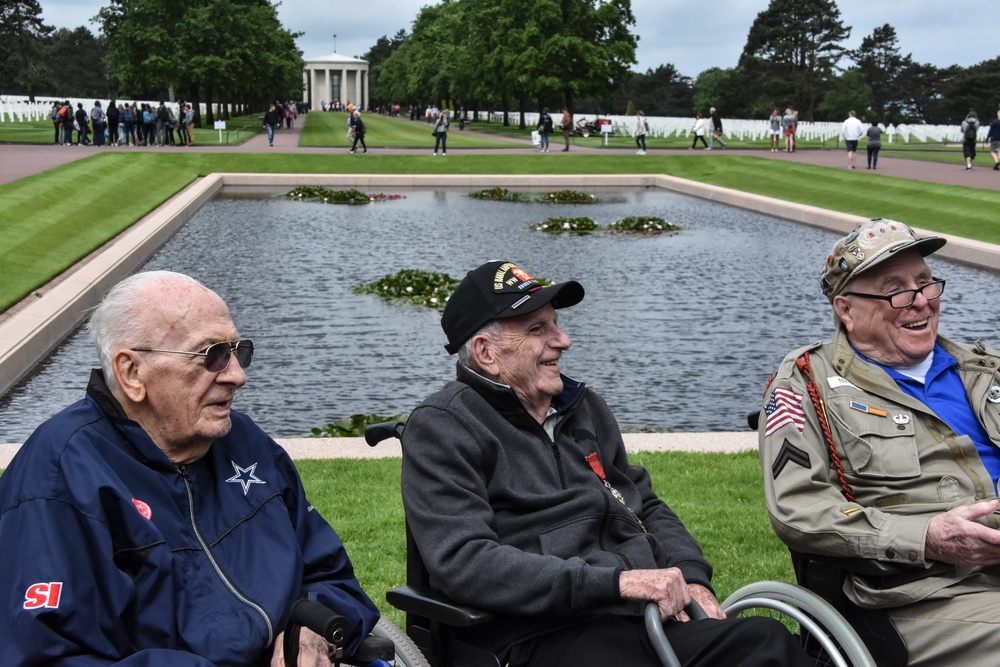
{"left": 1, "top": 188, "right": 997, "bottom": 441}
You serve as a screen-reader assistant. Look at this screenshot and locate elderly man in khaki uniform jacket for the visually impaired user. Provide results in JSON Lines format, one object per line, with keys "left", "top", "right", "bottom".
{"left": 759, "top": 218, "right": 1000, "bottom": 667}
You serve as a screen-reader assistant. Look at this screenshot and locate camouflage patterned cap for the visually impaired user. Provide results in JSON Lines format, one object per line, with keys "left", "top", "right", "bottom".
{"left": 821, "top": 218, "right": 946, "bottom": 302}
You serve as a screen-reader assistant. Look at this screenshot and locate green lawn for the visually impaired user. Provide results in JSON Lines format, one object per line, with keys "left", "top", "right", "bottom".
{"left": 0, "top": 450, "right": 785, "bottom": 628}
{"left": 296, "top": 450, "right": 787, "bottom": 626}
{"left": 300, "top": 111, "right": 520, "bottom": 149}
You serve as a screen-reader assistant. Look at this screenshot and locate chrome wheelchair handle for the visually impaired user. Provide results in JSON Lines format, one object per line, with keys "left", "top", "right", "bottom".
{"left": 643, "top": 599, "right": 708, "bottom": 667}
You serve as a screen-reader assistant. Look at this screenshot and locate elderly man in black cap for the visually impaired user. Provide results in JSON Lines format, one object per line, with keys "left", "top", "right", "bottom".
{"left": 400, "top": 260, "right": 812, "bottom": 667}
{"left": 759, "top": 218, "right": 1000, "bottom": 667}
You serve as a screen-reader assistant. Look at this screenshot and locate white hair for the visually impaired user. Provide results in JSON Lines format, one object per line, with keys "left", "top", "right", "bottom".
{"left": 87, "top": 271, "right": 205, "bottom": 387}
{"left": 456, "top": 320, "right": 502, "bottom": 370}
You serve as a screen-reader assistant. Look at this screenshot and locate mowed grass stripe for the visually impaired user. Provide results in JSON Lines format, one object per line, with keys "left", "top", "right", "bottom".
{"left": 300, "top": 112, "right": 525, "bottom": 149}
{"left": 0, "top": 154, "right": 197, "bottom": 306}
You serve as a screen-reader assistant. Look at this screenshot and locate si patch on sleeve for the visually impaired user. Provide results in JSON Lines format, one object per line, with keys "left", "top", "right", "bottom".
{"left": 771, "top": 439, "right": 811, "bottom": 479}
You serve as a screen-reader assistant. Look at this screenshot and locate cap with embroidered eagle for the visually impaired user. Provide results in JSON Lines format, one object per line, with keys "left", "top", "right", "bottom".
{"left": 441, "top": 261, "right": 585, "bottom": 354}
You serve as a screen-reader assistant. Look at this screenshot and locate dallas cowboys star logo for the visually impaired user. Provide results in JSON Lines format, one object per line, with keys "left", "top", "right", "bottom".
{"left": 225, "top": 461, "right": 266, "bottom": 495}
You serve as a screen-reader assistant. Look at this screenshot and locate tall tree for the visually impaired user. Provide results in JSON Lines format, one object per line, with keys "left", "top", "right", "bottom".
{"left": 897, "top": 63, "right": 955, "bottom": 125}
{"left": 377, "top": 0, "right": 637, "bottom": 122}
{"left": 616, "top": 64, "right": 693, "bottom": 117}
{"left": 0, "top": 0, "right": 53, "bottom": 98}
{"left": 97, "top": 0, "right": 302, "bottom": 115}
{"left": 940, "top": 58, "right": 1000, "bottom": 124}
{"left": 817, "top": 69, "right": 871, "bottom": 121}
{"left": 377, "top": 2, "right": 465, "bottom": 109}
{"left": 42, "top": 27, "right": 110, "bottom": 98}
{"left": 522, "top": 0, "right": 637, "bottom": 114}
{"left": 848, "top": 24, "right": 912, "bottom": 124}
{"left": 691, "top": 68, "right": 731, "bottom": 116}
{"left": 365, "top": 29, "right": 408, "bottom": 104}
{"left": 738, "top": 0, "right": 850, "bottom": 120}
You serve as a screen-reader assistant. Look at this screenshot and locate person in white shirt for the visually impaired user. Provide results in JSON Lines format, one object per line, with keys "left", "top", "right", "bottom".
{"left": 840, "top": 110, "right": 865, "bottom": 169}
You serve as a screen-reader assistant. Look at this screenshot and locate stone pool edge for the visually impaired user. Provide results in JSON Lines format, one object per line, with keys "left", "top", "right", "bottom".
{"left": 1, "top": 431, "right": 757, "bottom": 467}
{"left": 2, "top": 173, "right": 998, "bottom": 452}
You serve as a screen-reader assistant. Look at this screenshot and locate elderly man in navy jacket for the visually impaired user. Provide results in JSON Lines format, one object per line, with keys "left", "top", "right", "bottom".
{"left": 0, "top": 271, "right": 379, "bottom": 666}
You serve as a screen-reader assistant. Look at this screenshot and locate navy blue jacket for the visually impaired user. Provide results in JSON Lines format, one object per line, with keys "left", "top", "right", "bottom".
{"left": 0, "top": 370, "right": 379, "bottom": 666}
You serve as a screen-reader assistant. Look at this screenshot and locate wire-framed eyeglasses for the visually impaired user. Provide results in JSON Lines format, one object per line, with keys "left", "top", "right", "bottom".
{"left": 133, "top": 339, "right": 254, "bottom": 373}
{"left": 843, "top": 279, "right": 945, "bottom": 309}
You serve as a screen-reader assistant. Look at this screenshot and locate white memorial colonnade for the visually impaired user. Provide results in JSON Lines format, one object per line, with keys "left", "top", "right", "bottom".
{"left": 303, "top": 53, "right": 369, "bottom": 111}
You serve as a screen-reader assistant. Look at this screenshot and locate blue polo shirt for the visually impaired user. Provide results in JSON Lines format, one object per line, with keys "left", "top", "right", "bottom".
{"left": 863, "top": 344, "right": 1000, "bottom": 491}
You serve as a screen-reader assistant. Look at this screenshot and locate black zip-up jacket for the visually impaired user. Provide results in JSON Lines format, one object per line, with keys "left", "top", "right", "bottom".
{"left": 401, "top": 364, "right": 713, "bottom": 654}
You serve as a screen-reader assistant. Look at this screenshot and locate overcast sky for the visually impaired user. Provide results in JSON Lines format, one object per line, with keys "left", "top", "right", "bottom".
{"left": 39, "top": 0, "right": 995, "bottom": 79}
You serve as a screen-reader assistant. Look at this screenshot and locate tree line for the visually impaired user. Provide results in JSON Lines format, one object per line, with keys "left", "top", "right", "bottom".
{"left": 367, "top": 0, "right": 638, "bottom": 126}
{"left": 0, "top": 0, "right": 303, "bottom": 124}
{"left": 3, "top": 0, "right": 997, "bottom": 127}
{"left": 364, "top": 0, "right": 1000, "bottom": 126}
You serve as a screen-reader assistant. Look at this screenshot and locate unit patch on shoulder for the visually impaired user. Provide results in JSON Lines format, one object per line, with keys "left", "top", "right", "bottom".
{"left": 771, "top": 439, "right": 811, "bottom": 479}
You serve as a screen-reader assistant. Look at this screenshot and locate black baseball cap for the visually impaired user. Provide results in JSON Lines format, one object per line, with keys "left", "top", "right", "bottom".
{"left": 441, "top": 260, "right": 584, "bottom": 354}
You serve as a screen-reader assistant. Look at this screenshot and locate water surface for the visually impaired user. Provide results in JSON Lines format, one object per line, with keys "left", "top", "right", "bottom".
{"left": 1, "top": 188, "right": 997, "bottom": 441}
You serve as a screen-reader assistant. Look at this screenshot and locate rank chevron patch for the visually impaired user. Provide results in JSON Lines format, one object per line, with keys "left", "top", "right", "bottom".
{"left": 771, "top": 439, "right": 811, "bottom": 479}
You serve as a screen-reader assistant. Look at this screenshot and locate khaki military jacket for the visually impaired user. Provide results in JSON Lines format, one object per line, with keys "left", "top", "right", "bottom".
{"left": 759, "top": 329, "right": 1000, "bottom": 607}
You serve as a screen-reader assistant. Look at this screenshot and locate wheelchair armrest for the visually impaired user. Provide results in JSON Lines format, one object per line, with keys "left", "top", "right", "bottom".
{"left": 351, "top": 634, "right": 395, "bottom": 663}
{"left": 799, "top": 551, "right": 911, "bottom": 578}
{"left": 386, "top": 585, "right": 497, "bottom": 627}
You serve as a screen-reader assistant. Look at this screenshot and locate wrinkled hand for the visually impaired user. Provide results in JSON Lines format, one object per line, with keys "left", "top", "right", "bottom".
{"left": 270, "top": 627, "right": 332, "bottom": 667}
{"left": 619, "top": 568, "right": 691, "bottom": 620}
{"left": 925, "top": 500, "right": 1000, "bottom": 567}
{"left": 683, "top": 583, "right": 726, "bottom": 621}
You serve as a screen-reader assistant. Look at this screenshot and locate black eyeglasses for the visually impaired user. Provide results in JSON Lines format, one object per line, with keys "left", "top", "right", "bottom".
{"left": 843, "top": 279, "right": 945, "bottom": 309}
{"left": 133, "top": 339, "right": 254, "bottom": 373}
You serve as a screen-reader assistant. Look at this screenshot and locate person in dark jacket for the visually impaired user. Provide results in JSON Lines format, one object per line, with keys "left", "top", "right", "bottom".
{"left": 91, "top": 100, "right": 106, "bottom": 147}
{"left": 107, "top": 98, "right": 120, "bottom": 146}
{"left": 708, "top": 106, "right": 727, "bottom": 149}
{"left": 74, "top": 102, "right": 90, "bottom": 145}
{"left": 400, "top": 260, "right": 813, "bottom": 667}
{"left": 986, "top": 109, "right": 1000, "bottom": 171}
{"left": 348, "top": 110, "right": 367, "bottom": 153}
{"left": 264, "top": 103, "right": 281, "bottom": 147}
{"left": 961, "top": 110, "right": 980, "bottom": 171}
{"left": 0, "top": 271, "right": 379, "bottom": 666}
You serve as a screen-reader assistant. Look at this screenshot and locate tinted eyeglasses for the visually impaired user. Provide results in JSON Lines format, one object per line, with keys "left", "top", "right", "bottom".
{"left": 843, "top": 279, "right": 945, "bottom": 309}
{"left": 134, "top": 339, "right": 254, "bottom": 373}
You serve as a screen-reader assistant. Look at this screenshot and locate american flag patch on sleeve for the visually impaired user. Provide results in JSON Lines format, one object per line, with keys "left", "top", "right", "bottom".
{"left": 764, "top": 387, "right": 806, "bottom": 437}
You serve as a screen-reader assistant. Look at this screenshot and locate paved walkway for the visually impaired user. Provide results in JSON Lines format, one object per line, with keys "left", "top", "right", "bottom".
{"left": 3, "top": 119, "right": 999, "bottom": 189}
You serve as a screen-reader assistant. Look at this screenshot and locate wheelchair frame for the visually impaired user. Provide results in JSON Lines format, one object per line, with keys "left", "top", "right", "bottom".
{"left": 366, "top": 421, "right": 884, "bottom": 667}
